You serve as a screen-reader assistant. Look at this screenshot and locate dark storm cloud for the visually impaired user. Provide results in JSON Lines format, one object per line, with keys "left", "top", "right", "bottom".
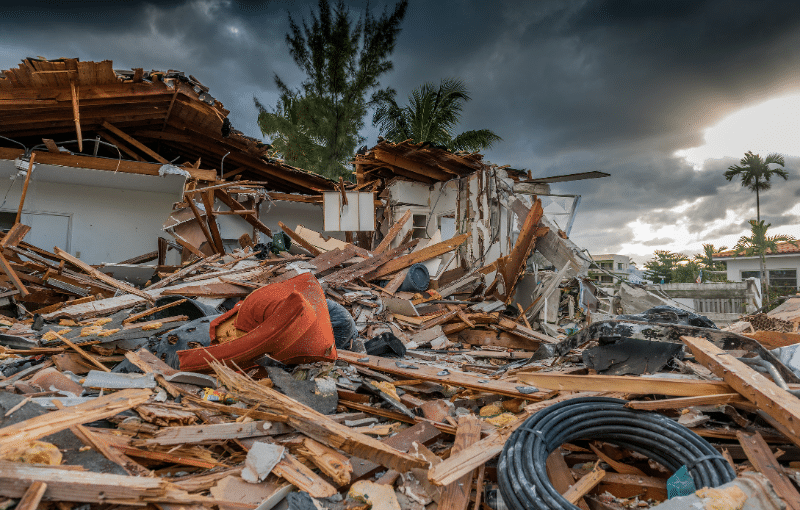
{"left": 2, "top": 0, "right": 800, "bottom": 256}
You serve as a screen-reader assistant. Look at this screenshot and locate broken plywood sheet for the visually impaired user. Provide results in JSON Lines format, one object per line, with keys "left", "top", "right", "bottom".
{"left": 295, "top": 225, "right": 349, "bottom": 253}
{"left": 509, "top": 198, "right": 590, "bottom": 277}
{"left": 210, "top": 475, "right": 292, "bottom": 510}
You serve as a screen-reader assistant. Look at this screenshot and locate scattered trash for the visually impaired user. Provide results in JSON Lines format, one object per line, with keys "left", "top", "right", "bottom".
{"left": 0, "top": 56, "right": 795, "bottom": 510}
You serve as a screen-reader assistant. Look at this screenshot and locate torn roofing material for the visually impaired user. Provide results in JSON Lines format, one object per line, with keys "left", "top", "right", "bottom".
{"left": 0, "top": 57, "right": 335, "bottom": 194}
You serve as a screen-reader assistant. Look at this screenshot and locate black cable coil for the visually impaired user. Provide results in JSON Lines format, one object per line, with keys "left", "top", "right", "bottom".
{"left": 497, "top": 397, "right": 736, "bottom": 510}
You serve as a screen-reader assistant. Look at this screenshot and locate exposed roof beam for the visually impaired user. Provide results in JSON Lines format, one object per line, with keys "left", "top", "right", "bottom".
{"left": 371, "top": 147, "right": 452, "bottom": 181}
{"left": 101, "top": 121, "right": 168, "bottom": 164}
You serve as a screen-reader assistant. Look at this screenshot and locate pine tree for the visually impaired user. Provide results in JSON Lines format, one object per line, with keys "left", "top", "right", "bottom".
{"left": 256, "top": 0, "right": 408, "bottom": 178}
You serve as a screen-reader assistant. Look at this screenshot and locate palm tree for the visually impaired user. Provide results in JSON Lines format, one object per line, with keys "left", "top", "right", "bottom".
{"left": 724, "top": 151, "right": 788, "bottom": 221}
{"left": 693, "top": 243, "right": 728, "bottom": 282}
{"left": 371, "top": 78, "right": 501, "bottom": 152}
{"left": 733, "top": 220, "right": 795, "bottom": 296}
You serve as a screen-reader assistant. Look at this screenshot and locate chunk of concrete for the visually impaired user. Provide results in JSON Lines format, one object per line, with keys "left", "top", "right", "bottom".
{"left": 241, "top": 442, "right": 285, "bottom": 484}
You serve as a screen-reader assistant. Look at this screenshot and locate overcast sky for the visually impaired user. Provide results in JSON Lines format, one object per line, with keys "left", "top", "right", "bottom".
{"left": 3, "top": 0, "right": 800, "bottom": 264}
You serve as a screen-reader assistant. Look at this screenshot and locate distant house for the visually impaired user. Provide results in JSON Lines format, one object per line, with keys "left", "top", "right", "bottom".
{"left": 589, "top": 254, "right": 647, "bottom": 286}
{"left": 713, "top": 241, "right": 800, "bottom": 291}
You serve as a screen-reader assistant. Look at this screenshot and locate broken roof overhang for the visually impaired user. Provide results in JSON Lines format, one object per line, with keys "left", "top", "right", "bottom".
{"left": 520, "top": 170, "right": 611, "bottom": 184}
{"left": 353, "top": 140, "right": 488, "bottom": 185}
{"left": 0, "top": 157, "right": 188, "bottom": 196}
{"left": 0, "top": 57, "right": 336, "bottom": 195}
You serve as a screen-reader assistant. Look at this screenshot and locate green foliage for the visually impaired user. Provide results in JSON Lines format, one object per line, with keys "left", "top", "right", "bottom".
{"left": 371, "top": 78, "right": 502, "bottom": 152}
{"left": 733, "top": 219, "right": 796, "bottom": 297}
{"left": 643, "top": 250, "right": 688, "bottom": 284}
{"left": 733, "top": 220, "right": 794, "bottom": 259}
{"left": 256, "top": 0, "right": 408, "bottom": 178}
{"left": 692, "top": 243, "right": 728, "bottom": 282}
{"left": 671, "top": 260, "right": 701, "bottom": 283}
{"left": 724, "top": 151, "right": 788, "bottom": 221}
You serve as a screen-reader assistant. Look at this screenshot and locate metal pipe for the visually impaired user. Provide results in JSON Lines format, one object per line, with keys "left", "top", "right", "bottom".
{"left": 738, "top": 356, "right": 800, "bottom": 396}
{"left": 219, "top": 151, "right": 231, "bottom": 180}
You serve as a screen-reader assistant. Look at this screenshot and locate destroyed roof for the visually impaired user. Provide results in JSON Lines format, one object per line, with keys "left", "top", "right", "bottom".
{"left": 353, "top": 140, "right": 494, "bottom": 184}
{"left": 714, "top": 240, "right": 800, "bottom": 258}
{"left": 0, "top": 57, "right": 336, "bottom": 194}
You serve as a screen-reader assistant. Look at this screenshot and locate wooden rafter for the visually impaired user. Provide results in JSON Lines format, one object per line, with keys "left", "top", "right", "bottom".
{"left": 69, "top": 80, "right": 82, "bottom": 151}
{"left": 99, "top": 131, "right": 144, "bottom": 162}
{"left": 101, "top": 121, "right": 168, "bottom": 164}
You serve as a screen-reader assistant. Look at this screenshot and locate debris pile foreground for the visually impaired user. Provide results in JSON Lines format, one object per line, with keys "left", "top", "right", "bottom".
{"left": 0, "top": 218, "right": 797, "bottom": 510}
{"left": 0, "top": 57, "right": 799, "bottom": 510}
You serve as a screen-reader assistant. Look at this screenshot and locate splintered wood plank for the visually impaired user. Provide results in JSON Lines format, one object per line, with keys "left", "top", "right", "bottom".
{"left": 52, "top": 331, "right": 110, "bottom": 372}
{"left": 589, "top": 443, "right": 646, "bottom": 476}
{"left": 625, "top": 393, "right": 745, "bottom": 411}
{"left": 497, "top": 316, "right": 558, "bottom": 344}
{"left": 273, "top": 451, "right": 337, "bottom": 498}
{"left": 15, "top": 153, "right": 35, "bottom": 228}
{"left": 431, "top": 424, "right": 518, "bottom": 488}
{"left": 201, "top": 191, "right": 225, "bottom": 256}
{"left": 564, "top": 468, "right": 605, "bottom": 505}
{"left": 547, "top": 450, "right": 588, "bottom": 510}
{"left": 140, "top": 421, "right": 274, "bottom": 446}
{"left": 0, "top": 249, "right": 28, "bottom": 296}
{"left": 499, "top": 198, "right": 543, "bottom": 299}
{"left": 439, "top": 415, "right": 481, "bottom": 510}
{"left": 374, "top": 209, "right": 412, "bottom": 254}
{"left": 70, "top": 81, "right": 82, "bottom": 152}
{"left": 51, "top": 400, "right": 147, "bottom": 476}
{"left": 516, "top": 371, "right": 734, "bottom": 397}
{"left": 215, "top": 189, "right": 272, "bottom": 237}
{"left": 0, "top": 147, "right": 216, "bottom": 181}
{"left": 295, "top": 436, "right": 353, "bottom": 487}
{"left": 338, "top": 352, "right": 551, "bottom": 400}
{"left": 0, "top": 388, "right": 151, "bottom": 457}
{"left": 323, "top": 239, "right": 419, "bottom": 284}
{"left": 350, "top": 421, "right": 443, "bottom": 480}
{"left": 160, "top": 282, "right": 249, "bottom": 298}
{"left": 383, "top": 268, "right": 409, "bottom": 294}
{"left": 185, "top": 198, "right": 219, "bottom": 254}
{"left": 54, "top": 247, "right": 154, "bottom": 302}
{"left": 212, "top": 363, "right": 427, "bottom": 474}
{"left": 146, "top": 254, "right": 221, "bottom": 290}
{"left": 0, "top": 460, "right": 164, "bottom": 504}
{"left": 683, "top": 335, "right": 800, "bottom": 447}
{"left": 279, "top": 221, "right": 322, "bottom": 256}
{"left": 308, "top": 245, "right": 360, "bottom": 274}
{"left": 16, "top": 481, "right": 47, "bottom": 510}
{"left": 737, "top": 431, "right": 800, "bottom": 510}
{"left": 42, "top": 139, "right": 59, "bottom": 153}
{"left": 0, "top": 223, "right": 31, "bottom": 248}
{"left": 114, "top": 445, "right": 220, "bottom": 469}
{"left": 368, "top": 233, "right": 470, "bottom": 279}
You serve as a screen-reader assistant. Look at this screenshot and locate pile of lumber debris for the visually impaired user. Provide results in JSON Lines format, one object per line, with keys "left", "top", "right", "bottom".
{"left": 0, "top": 213, "right": 799, "bottom": 510}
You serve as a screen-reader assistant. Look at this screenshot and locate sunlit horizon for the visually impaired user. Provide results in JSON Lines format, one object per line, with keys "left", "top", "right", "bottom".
{"left": 676, "top": 93, "right": 800, "bottom": 169}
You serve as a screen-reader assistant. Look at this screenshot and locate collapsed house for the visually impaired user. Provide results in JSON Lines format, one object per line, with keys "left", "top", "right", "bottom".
{"left": 0, "top": 57, "right": 336, "bottom": 266}
{"left": 0, "top": 57, "right": 799, "bottom": 510}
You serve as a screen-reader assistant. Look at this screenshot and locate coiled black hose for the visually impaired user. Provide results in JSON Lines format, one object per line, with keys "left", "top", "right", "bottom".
{"left": 497, "top": 397, "right": 735, "bottom": 510}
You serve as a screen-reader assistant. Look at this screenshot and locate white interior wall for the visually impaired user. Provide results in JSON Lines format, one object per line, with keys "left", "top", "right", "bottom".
{"left": 0, "top": 159, "right": 185, "bottom": 265}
